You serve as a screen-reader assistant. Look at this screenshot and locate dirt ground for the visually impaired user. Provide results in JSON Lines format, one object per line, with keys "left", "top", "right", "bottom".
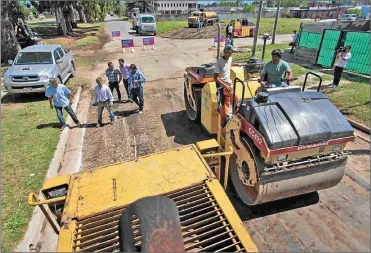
{"left": 160, "top": 24, "right": 230, "bottom": 39}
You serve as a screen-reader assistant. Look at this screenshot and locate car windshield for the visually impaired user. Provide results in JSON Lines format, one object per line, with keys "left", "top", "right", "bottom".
{"left": 14, "top": 52, "right": 53, "bottom": 65}
{"left": 193, "top": 13, "right": 201, "bottom": 17}
{"left": 141, "top": 17, "right": 155, "bottom": 23}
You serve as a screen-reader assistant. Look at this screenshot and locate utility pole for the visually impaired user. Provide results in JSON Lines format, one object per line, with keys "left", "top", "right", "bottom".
{"left": 252, "top": 0, "right": 264, "bottom": 56}
{"left": 271, "top": 0, "right": 281, "bottom": 44}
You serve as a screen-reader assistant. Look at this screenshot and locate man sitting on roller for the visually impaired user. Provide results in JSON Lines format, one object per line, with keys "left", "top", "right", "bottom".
{"left": 259, "top": 49, "right": 293, "bottom": 89}
{"left": 213, "top": 44, "right": 241, "bottom": 126}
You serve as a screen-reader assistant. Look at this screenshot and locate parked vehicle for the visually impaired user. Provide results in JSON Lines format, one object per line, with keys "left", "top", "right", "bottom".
{"left": 135, "top": 13, "right": 156, "bottom": 36}
{"left": 339, "top": 14, "right": 358, "bottom": 21}
{"left": 188, "top": 11, "right": 218, "bottom": 27}
{"left": 3, "top": 45, "right": 75, "bottom": 95}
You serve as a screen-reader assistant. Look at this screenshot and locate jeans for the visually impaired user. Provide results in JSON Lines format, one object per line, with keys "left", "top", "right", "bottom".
{"left": 131, "top": 87, "right": 144, "bottom": 111}
{"left": 55, "top": 104, "right": 79, "bottom": 126}
{"left": 122, "top": 79, "right": 130, "bottom": 98}
{"left": 333, "top": 66, "right": 343, "bottom": 86}
{"left": 97, "top": 101, "right": 114, "bottom": 124}
{"left": 109, "top": 81, "right": 121, "bottom": 101}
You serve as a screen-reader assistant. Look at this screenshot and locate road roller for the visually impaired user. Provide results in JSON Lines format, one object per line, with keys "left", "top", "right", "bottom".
{"left": 183, "top": 58, "right": 356, "bottom": 205}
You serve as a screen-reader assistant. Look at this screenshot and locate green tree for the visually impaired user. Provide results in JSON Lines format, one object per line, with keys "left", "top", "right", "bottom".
{"left": 243, "top": 4, "right": 255, "bottom": 13}
{"left": 347, "top": 8, "right": 361, "bottom": 16}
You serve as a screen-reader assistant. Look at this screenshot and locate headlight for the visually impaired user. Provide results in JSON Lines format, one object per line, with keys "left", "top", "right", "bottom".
{"left": 4, "top": 74, "right": 11, "bottom": 83}
{"left": 277, "top": 154, "right": 288, "bottom": 161}
{"left": 40, "top": 74, "right": 50, "bottom": 80}
{"left": 332, "top": 145, "right": 343, "bottom": 152}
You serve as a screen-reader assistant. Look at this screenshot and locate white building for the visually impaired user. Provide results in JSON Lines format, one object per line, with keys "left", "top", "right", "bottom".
{"left": 155, "top": 1, "right": 199, "bottom": 14}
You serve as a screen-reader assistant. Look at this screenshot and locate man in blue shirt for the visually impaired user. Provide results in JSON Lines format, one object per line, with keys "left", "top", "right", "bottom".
{"left": 45, "top": 78, "right": 81, "bottom": 130}
{"left": 93, "top": 77, "right": 115, "bottom": 127}
{"left": 128, "top": 64, "right": 146, "bottom": 114}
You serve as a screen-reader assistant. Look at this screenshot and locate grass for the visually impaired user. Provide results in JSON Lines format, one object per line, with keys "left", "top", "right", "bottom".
{"left": 29, "top": 22, "right": 104, "bottom": 50}
{"left": 157, "top": 20, "right": 188, "bottom": 34}
{"left": 1, "top": 99, "right": 61, "bottom": 252}
{"left": 324, "top": 82, "right": 370, "bottom": 125}
{"left": 1, "top": 20, "right": 106, "bottom": 251}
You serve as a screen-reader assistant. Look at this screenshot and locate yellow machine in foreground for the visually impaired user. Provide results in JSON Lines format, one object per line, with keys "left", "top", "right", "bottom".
{"left": 29, "top": 145, "right": 258, "bottom": 252}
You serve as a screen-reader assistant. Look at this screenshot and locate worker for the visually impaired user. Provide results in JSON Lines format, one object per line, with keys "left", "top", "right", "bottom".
{"left": 331, "top": 45, "right": 352, "bottom": 88}
{"left": 93, "top": 77, "right": 115, "bottom": 128}
{"left": 45, "top": 78, "right": 82, "bottom": 131}
{"left": 118, "top": 58, "right": 131, "bottom": 101}
{"left": 259, "top": 49, "right": 293, "bottom": 89}
{"left": 196, "top": 17, "right": 201, "bottom": 32}
{"left": 227, "top": 23, "right": 233, "bottom": 39}
{"left": 214, "top": 44, "right": 241, "bottom": 126}
{"left": 290, "top": 30, "right": 297, "bottom": 53}
{"left": 128, "top": 64, "right": 146, "bottom": 114}
{"left": 105, "top": 61, "right": 122, "bottom": 102}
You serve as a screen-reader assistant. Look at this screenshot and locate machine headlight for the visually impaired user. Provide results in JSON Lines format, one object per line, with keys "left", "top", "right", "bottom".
{"left": 40, "top": 74, "right": 50, "bottom": 81}
{"left": 277, "top": 154, "right": 288, "bottom": 161}
{"left": 332, "top": 145, "right": 343, "bottom": 151}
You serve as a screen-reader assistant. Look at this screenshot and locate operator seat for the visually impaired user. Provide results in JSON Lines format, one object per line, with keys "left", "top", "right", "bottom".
{"left": 190, "top": 63, "right": 215, "bottom": 79}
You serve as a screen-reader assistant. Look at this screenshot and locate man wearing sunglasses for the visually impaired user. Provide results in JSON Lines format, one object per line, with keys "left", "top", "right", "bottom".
{"left": 45, "top": 78, "right": 82, "bottom": 130}
{"left": 260, "top": 49, "right": 293, "bottom": 89}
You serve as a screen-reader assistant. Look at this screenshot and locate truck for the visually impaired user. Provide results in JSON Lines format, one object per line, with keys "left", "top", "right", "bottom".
{"left": 3, "top": 45, "right": 75, "bottom": 95}
{"left": 188, "top": 11, "right": 218, "bottom": 28}
{"left": 133, "top": 13, "right": 156, "bottom": 36}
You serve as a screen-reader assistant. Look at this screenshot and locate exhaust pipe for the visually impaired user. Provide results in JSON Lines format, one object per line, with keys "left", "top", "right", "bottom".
{"left": 217, "top": 21, "right": 221, "bottom": 59}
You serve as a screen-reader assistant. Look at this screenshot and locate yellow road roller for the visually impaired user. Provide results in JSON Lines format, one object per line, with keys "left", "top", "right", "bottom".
{"left": 183, "top": 57, "right": 356, "bottom": 206}
{"left": 28, "top": 145, "right": 258, "bottom": 252}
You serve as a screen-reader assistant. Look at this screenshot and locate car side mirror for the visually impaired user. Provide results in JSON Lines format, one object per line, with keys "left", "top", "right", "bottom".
{"left": 8, "top": 60, "right": 13, "bottom": 66}
{"left": 56, "top": 59, "right": 63, "bottom": 64}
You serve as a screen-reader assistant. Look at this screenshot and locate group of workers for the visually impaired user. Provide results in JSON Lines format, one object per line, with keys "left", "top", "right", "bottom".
{"left": 46, "top": 58, "right": 146, "bottom": 130}
{"left": 214, "top": 44, "right": 292, "bottom": 125}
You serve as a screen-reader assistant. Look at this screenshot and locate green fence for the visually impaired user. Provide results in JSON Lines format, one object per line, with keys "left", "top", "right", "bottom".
{"left": 316, "top": 29, "right": 342, "bottom": 68}
{"left": 343, "top": 32, "right": 370, "bottom": 75}
{"left": 298, "top": 31, "right": 322, "bottom": 49}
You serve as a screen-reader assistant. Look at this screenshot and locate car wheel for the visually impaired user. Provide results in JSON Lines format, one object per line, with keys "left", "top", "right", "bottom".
{"left": 154, "top": 33, "right": 156, "bottom": 36}
{"left": 136, "top": 27, "right": 139, "bottom": 34}
{"left": 70, "top": 63, "right": 76, "bottom": 78}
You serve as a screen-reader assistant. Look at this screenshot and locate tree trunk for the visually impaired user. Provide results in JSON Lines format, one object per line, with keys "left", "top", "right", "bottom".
{"left": 68, "top": 4, "right": 78, "bottom": 28}
{"left": 1, "top": 1, "right": 20, "bottom": 63}
{"left": 55, "top": 6, "right": 68, "bottom": 35}
{"left": 78, "top": 8, "right": 87, "bottom": 23}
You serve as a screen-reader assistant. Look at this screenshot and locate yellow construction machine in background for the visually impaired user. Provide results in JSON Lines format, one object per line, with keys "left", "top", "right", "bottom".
{"left": 28, "top": 145, "right": 258, "bottom": 252}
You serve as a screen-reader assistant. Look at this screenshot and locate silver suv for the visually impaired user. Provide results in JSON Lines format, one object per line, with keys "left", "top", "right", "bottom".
{"left": 3, "top": 45, "right": 75, "bottom": 94}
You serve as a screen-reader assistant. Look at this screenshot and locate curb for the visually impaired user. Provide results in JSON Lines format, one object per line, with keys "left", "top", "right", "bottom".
{"left": 347, "top": 117, "right": 370, "bottom": 134}
{"left": 16, "top": 87, "right": 82, "bottom": 252}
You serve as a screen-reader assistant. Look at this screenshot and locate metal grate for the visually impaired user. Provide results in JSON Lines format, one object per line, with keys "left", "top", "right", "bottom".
{"left": 72, "top": 183, "right": 246, "bottom": 252}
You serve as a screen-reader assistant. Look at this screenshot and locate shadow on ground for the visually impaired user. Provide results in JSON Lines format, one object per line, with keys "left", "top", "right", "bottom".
{"left": 161, "top": 110, "right": 210, "bottom": 145}
{"left": 1, "top": 93, "right": 46, "bottom": 104}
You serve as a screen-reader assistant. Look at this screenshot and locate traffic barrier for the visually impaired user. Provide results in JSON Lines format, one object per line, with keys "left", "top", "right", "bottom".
{"left": 143, "top": 37, "right": 155, "bottom": 51}
{"left": 122, "top": 39, "right": 135, "bottom": 53}
{"left": 112, "top": 31, "right": 121, "bottom": 41}
{"left": 213, "top": 35, "right": 225, "bottom": 48}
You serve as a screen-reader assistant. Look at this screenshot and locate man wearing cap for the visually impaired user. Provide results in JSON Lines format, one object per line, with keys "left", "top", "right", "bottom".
{"left": 45, "top": 78, "right": 81, "bottom": 130}
{"left": 260, "top": 49, "right": 293, "bottom": 89}
{"left": 213, "top": 44, "right": 241, "bottom": 126}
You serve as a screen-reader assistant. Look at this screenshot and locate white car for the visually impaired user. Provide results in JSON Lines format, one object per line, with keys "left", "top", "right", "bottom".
{"left": 340, "top": 14, "right": 358, "bottom": 21}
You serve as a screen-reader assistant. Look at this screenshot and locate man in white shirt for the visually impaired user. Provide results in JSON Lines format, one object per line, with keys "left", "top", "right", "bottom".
{"left": 93, "top": 77, "right": 115, "bottom": 127}
{"left": 331, "top": 45, "right": 352, "bottom": 88}
{"left": 290, "top": 30, "right": 297, "bottom": 53}
{"left": 227, "top": 23, "right": 233, "bottom": 38}
{"left": 213, "top": 44, "right": 241, "bottom": 126}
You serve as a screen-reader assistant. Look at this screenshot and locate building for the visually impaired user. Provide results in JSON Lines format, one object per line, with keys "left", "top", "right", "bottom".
{"left": 155, "top": 1, "right": 199, "bottom": 14}
{"left": 290, "top": 6, "right": 350, "bottom": 19}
